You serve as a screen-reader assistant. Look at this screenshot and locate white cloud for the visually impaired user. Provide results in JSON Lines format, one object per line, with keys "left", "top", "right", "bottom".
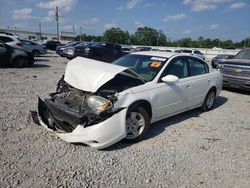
{"left": 183, "top": 0, "right": 231, "bottom": 11}
{"left": 183, "top": 29, "right": 192, "bottom": 34}
{"left": 37, "top": 0, "right": 76, "bottom": 12}
{"left": 12, "top": 8, "right": 37, "bottom": 20}
{"left": 134, "top": 21, "right": 145, "bottom": 28}
{"left": 143, "top": 3, "right": 156, "bottom": 8}
{"left": 116, "top": 6, "right": 124, "bottom": 10}
{"left": 164, "top": 13, "right": 188, "bottom": 22}
{"left": 227, "top": 2, "right": 246, "bottom": 9}
{"left": 209, "top": 23, "right": 219, "bottom": 30}
{"left": 84, "top": 18, "right": 100, "bottom": 25}
{"left": 127, "top": 0, "right": 142, "bottom": 9}
{"left": 42, "top": 10, "right": 55, "bottom": 22}
{"left": 104, "top": 23, "right": 116, "bottom": 29}
{"left": 117, "top": 0, "right": 142, "bottom": 10}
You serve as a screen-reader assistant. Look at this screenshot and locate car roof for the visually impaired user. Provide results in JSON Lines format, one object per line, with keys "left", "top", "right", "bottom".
{"left": 131, "top": 51, "right": 177, "bottom": 58}
{"left": 0, "top": 33, "right": 18, "bottom": 38}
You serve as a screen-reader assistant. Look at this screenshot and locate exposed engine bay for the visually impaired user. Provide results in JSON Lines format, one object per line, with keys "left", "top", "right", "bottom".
{"left": 35, "top": 73, "right": 144, "bottom": 133}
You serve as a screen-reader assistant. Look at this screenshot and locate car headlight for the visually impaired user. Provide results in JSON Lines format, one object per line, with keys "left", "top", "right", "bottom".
{"left": 87, "top": 96, "right": 112, "bottom": 114}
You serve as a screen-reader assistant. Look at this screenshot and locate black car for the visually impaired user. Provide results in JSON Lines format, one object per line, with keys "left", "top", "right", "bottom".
{"left": 74, "top": 42, "right": 122, "bottom": 63}
{"left": 218, "top": 48, "right": 250, "bottom": 91}
{"left": 63, "top": 42, "right": 94, "bottom": 59}
{"left": 56, "top": 41, "right": 80, "bottom": 56}
{"left": 45, "top": 40, "right": 61, "bottom": 50}
{"left": 0, "top": 41, "right": 34, "bottom": 67}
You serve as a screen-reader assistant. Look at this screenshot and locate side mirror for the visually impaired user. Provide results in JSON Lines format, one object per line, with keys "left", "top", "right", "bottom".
{"left": 161, "top": 75, "right": 179, "bottom": 83}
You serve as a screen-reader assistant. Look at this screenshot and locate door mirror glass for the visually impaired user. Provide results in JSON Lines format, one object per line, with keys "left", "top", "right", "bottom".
{"left": 162, "top": 75, "right": 179, "bottom": 83}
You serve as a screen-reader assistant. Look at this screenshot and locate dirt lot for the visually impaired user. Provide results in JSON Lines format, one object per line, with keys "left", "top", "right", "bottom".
{"left": 0, "top": 51, "right": 249, "bottom": 188}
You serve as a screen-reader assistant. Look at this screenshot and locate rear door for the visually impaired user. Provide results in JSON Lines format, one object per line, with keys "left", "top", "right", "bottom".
{"left": 186, "top": 57, "right": 210, "bottom": 107}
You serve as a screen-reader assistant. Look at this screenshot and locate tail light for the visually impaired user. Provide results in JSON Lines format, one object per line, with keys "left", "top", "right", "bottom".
{"left": 16, "top": 42, "right": 23, "bottom": 47}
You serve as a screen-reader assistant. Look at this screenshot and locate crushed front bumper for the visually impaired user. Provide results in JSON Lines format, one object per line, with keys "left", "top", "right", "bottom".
{"left": 32, "top": 97, "right": 127, "bottom": 149}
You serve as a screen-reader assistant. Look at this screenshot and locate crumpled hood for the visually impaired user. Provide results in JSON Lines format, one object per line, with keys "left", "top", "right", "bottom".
{"left": 64, "top": 57, "right": 127, "bottom": 92}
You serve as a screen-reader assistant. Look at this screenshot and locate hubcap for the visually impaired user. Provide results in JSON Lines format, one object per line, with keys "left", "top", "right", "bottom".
{"left": 126, "top": 112, "right": 145, "bottom": 139}
{"left": 207, "top": 92, "right": 215, "bottom": 109}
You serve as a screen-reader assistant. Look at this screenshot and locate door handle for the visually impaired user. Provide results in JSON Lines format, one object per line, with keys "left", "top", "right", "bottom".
{"left": 186, "top": 85, "right": 190, "bottom": 88}
{"left": 208, "top": 79, "right": 211, "bottom": 82}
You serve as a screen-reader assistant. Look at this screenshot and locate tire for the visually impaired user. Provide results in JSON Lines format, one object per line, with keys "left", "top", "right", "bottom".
{"left": 201, "top": 89, "right": 216, "bottom": 111}
{"left": 12, "top": 56, "right": 28, "bottom": 68}
{"left": 124, "top": 106, "right": 150, "bottom": 142}
{"left": 32, "top": 50, "right": 40, "bottom": 57}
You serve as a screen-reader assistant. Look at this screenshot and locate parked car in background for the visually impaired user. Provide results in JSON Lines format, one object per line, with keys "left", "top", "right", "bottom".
{"left": 0, "top": 33, "right": 23, "bottom": 48}
{"left": 62, "top": 42, "right": 94, "bottom": 59}
{"left": 45, "top": 40, "right": 61, "bottom": 50}
{"left": 217, "top": 48, "right": 250, "bottom": 91}
{"left": 179, "top": 49, "right": 205, "bottom": 60}
{"left": 0, "top": 41, "right": 34, "bottom": 67}
{"left": 56, "top": 41, "right": 80, "bottom": 56}
{"left": 74, "top": 42, "right": 122, "bottom": 62}
{"left": 122, "top": 47, "right": 133, "bottom": 55}
{"left": 133, "top": 46, "right": 152, "bottom": 52}
{"left": 20, "top": 39, "right": 47, "bottom": 56}
{"left": 32, "top": 51, "right": 222, "bottom": 149}
{"left": 211, "top": 54, "right": 234, "bottom": 68}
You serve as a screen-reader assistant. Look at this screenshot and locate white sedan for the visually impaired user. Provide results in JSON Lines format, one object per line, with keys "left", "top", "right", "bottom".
{"left": 32, "top": 51, "right": 222, "bottom": 149}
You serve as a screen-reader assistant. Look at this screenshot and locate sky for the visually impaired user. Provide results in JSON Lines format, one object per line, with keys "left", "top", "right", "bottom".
{"left": 0, "top": 0, "right": 250, "bottom": 42}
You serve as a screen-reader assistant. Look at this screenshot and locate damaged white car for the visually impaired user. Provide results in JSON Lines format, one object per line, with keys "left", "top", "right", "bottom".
{"left": 32, "top": 51, "right": 222, "bottom": 149}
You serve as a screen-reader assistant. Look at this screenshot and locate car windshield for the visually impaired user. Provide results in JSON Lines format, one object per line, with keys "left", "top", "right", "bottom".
{"left": 65, "top": 41, "right": 79, "bottom": 47}
{"left": 91, "top": 42, "right": 107, "bottom": 48}
{"left": 233, "top": 49, "right": 250, "bottom": 60}
{"left": 75, "top": 42, "right": 94, "bottom": 47}
{"left": 113, "top": 54, "right": 167, "bottom": 82}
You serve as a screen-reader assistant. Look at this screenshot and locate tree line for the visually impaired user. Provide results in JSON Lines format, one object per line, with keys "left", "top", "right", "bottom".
{"left": 76, "top": 27, "right": 250, "bottom": 49}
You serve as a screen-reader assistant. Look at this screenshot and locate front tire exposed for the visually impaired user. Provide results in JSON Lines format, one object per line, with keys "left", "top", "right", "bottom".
{"left": 201, "top": 89, "right": 216, "bottom": 111}
{"left": 125, "top": 106, "right": 150, "bottom": 142}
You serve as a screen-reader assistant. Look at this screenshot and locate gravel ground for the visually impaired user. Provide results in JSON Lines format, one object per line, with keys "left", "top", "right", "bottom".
{"left": 0, "top": 51, "right": 249, "bottom": 188}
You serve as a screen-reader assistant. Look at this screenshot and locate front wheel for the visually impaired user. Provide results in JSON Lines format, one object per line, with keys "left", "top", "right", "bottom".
{"left": 201, "top": 90, "right": 216, "bottom": 111}
{"left": 125, "top": 107, "right": 150, "bottom": 142}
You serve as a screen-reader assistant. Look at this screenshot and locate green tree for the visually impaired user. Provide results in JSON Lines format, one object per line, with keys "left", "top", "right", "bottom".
{"left": 103, "top": 27, "right": 130, "bottom": 44}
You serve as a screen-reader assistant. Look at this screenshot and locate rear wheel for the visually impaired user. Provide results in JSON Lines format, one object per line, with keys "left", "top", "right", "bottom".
{"left": 125, "top": 106, "right": 150, "bottom": 142}
{"left": 201, "top": 89, "right": 216, "bottom": 111}
{"left": 12, "top": 56, "right": 28, "bottom": 68}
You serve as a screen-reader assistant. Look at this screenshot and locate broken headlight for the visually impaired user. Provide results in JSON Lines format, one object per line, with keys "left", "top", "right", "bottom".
{"left": 87, "top": 95, "right": 112, "bottom": 114}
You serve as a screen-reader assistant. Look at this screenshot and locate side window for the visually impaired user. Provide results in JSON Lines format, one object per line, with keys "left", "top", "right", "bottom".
{"left": 23, "top": 41, "right": 31, "bottom": 45}
{"left": 161, "top": 58, "right": 188, "bottom": 79}
{"left": 194, "top": 50, "right": 201, "bottom": 54}
{"left": 0, "top": 36, "right": 13, "bottom": 42}
{"left": 187, "top": 58, "right": 208, "bottom": 76}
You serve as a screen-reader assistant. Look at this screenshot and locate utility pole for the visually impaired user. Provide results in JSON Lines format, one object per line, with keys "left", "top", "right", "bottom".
{"left": 55, "top": 6, "right": 59, "bottom": 41}
{"left": 39, "top": 22, "right": 42, "bottom": 41}
{"left": 80, "top": 26, "right": 82, "bottom": 41}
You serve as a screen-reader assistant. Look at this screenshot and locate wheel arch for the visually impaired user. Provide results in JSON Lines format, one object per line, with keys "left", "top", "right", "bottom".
{"left": 127, "top": 100, "right": 152, "bottom": 119}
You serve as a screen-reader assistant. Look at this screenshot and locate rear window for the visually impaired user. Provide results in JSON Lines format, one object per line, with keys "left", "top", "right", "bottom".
{"left": 0, "top": 36, "right": 13, "bottom": 42}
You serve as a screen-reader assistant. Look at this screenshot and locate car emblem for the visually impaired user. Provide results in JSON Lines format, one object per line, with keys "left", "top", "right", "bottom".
{"left": 234, "top": 69, "right": 242, "bottom": 74}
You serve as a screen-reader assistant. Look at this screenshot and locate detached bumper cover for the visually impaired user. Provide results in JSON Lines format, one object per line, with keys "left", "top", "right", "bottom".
{"left": 34, "top": 97, "right": 127, "bottom": 149}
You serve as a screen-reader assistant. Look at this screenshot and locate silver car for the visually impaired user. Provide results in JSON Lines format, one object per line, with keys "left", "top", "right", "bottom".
{"left": 20, "top": 39, "right": 47, "bottom": 56}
